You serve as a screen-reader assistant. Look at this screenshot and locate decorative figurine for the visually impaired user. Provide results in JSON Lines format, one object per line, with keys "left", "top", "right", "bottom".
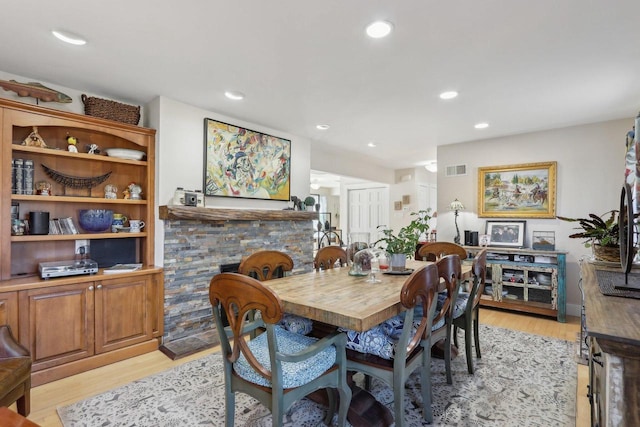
{"left": 104, "top": 184, "right": 118, "bottom": 199}
{"left": 67, "top": 135, "right": 78, "bottom": 152}
{"left": 124, "top": 182, "right": 142, "bottom": 200}
{"left": 35, "top": 181, "right": 52, "bottom": 196}
{"left": 22, "top": 126, "right": 47, "bottom": 147}
{"left": 87, "top": 143, "right": 100, "bottom": 154}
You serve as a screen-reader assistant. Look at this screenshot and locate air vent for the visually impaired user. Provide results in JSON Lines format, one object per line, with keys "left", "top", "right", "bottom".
{"left": 445, "top": 164, "right": 467, "bottom": 177}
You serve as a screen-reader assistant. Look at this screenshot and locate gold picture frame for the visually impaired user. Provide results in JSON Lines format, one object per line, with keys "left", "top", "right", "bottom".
{"left": 478, "top": 161, "right": 557, "bottom": 218}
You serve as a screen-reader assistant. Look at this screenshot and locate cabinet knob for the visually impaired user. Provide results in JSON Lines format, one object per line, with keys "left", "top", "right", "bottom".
{"left": 97, "top": 284, "right": 103, "bottom": 289}
{"left": 88, "top": 286, "right": 94, "bottom": 291}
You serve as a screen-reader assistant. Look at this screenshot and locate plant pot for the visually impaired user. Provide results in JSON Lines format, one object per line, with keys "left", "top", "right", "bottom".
{"left": 593, "top": 244, "right": 620, "bottom": 263}
{"left": 389, "top": 253, "right": 407, "bottom": 272}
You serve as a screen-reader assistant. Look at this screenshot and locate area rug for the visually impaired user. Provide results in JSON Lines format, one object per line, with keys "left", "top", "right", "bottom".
{"left": 57, "top": 325, "right": 576, "bottom": 426}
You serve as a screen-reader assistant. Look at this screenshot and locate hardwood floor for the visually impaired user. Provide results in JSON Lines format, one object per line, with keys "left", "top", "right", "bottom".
{"left": 16, "top": 308, "right": 588, "bottom": 426}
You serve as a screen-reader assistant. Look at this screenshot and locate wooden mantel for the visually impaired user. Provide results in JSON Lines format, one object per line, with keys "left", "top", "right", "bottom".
{"left": 159, "top": 205, "right": 318, "bottom": 222}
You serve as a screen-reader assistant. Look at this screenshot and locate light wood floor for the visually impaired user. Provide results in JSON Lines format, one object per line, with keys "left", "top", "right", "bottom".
{"left": 16, "top": 308, "right": 589, "bottom": 426}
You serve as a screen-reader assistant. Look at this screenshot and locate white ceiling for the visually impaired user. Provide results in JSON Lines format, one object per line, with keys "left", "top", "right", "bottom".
{"left": 2, "top": 1, "right": 640, "bottom": 170}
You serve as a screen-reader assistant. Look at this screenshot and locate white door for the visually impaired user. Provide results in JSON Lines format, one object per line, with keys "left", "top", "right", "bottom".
{"left": 347, "top": 187, "right": 389, "bottom": 244}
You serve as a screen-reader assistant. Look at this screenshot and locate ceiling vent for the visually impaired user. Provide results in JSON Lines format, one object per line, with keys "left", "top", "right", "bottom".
{"left": 445, "top": 164, "right": 467, "bottom": 177}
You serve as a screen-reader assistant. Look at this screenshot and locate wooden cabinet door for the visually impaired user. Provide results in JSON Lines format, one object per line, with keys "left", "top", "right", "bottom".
{"left": 150, "top": 272, "right": 164, "bottom": 338}
{"left": 94, "top": 275, "right": 152, "bottom": 354}
{"left": 19, "top": 283, "right": 95, "bottom": 372}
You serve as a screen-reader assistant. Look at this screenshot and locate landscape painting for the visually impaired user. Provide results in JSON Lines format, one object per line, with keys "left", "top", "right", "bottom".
{"left": 478, "top": 161, "right": 556, "bottom": 218}
{"left": 204, "top": 118, "right": 291, "bottom": 201}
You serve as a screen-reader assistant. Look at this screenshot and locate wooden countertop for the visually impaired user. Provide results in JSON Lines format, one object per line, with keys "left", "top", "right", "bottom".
{"left": 582, "top": 260, "right": 640, "bottom": 355}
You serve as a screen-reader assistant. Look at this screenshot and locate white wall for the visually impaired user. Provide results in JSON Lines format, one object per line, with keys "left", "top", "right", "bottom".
{"left": 0, "top": 70, "right": 148, "bottom": 124}
{"left": 438, "top": 118, "right": 631, "bottom": 316}
{"left": 149, "top": 96, "right": 312, "bottom": 265}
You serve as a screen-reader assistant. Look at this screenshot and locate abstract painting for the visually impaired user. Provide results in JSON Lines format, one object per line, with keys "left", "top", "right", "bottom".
{"left": 204, "top": 118, "right": 291, "bottom": 201}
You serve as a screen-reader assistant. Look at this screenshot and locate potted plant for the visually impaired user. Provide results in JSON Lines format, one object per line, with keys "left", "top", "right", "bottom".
{"left": 304, "top": 196, "right": 316, "bottom": 211}
{"left": 375, "top": 209, "right": 432, "bottom": 271}
{"left": 557, "top": 210, "right": 620, "bottom": 261}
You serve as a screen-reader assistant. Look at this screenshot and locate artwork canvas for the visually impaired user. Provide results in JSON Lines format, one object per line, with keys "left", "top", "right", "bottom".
{"left": 478, "top": 161, "right": 556, "bottom": 218}
{"left": 204, "top": 118, "right": 291, "bottom": 201}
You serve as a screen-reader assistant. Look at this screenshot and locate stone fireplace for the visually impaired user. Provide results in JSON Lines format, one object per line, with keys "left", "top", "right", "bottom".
{"left": 158, "top": 206, "right": 316, "bottom": 358}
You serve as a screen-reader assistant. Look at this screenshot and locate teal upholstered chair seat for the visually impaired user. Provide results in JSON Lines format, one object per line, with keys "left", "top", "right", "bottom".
{"left": 235, "top": 325, "right": 336, "bottom": 388}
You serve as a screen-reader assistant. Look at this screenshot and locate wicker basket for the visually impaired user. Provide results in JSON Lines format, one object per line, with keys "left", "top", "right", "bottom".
{"left": 81, "top": 94, "right": 140, "bottom": 125}
{"left": 593, "top": 244, "right": 621, "bottom": 263}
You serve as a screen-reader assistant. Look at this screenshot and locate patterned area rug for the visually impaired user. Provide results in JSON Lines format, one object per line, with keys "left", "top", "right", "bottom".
{"left": 57, "top": 325, "right": 576, "bottom": 426}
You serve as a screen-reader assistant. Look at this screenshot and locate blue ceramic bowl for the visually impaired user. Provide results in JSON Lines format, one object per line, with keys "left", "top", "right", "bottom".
{"left": 78, "top": 209, "right": 113, "bottom": 233}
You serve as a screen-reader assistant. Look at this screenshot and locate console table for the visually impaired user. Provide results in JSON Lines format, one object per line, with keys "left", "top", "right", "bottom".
{"left": 581, "top": 260, "right": 640, "bottom": 426}
{"left": 464, "top": 246, "right": 567, "bottom": 322}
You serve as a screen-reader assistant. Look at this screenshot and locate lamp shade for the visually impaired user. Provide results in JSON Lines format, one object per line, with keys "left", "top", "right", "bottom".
{"left": 449, "top": 198, "right": 465, "bottom": 212}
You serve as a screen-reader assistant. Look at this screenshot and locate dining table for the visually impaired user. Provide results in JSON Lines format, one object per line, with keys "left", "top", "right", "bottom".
{"left": 264, "top": 258, "right": 473, "bottom": 427}
{"left": 266, "top": 259, "right": 473, "bottom": 332}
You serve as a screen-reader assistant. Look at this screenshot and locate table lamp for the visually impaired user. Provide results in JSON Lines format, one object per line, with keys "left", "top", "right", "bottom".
{"left": 449, "top": 198, "right": 465, "bottom": 244}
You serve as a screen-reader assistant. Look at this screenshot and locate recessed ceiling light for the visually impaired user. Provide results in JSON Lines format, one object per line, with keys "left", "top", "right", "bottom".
{"left": 474, "top": 122, "right": 489, "bottom": 129}
{"left": 52, "top": 30, "right": 87, "bottom": 46}
{"left": 316, "top": 124, "right": 330, "bottom": 130}
{"left": 439, "top": 91, "right": 458, "bottom": 100}
{"left": 367, "top": 142, "right": 377, "bottom": 148}
{"left": 224, "top": 91, "right": 245, "bottom": 100}
{"left": 366, "top": 21, "right": 393, "bottom": 38}
{"left": 310, "top": 183, "right": 321, "bottom": 190}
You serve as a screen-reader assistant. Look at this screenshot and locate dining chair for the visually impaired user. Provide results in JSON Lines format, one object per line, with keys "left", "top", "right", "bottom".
{"left": 238, "top": 250, "right": 294, "bottom": 281}
{"left": 314, "top": 246, "right": 348, "bottom": 270}
{"left": 238, "top": 250, "right": 312, "bottom": 335}
{"left": 209, "top": 272, "right": 351, "bottom": 427}
{"left": 417, "top": 241, "right": 468, "bottom": 262}
{"left": 453, "top": 248, "right": 487, "bottom": 374}
{"left": 340, "top": 264, "right": 440, "bottom": 426}
{"left": 429, "top": 254, "right": 463, "bottom": 385}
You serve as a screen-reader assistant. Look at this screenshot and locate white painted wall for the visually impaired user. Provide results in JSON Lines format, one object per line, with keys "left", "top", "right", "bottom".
{"left": 148, "top": 96, "right": 312, "bottom": 265}
{"left": 438, "top": 118, "right": 631, "bottom": 316}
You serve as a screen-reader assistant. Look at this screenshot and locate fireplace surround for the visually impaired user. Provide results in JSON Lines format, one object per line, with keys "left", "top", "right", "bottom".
{"left": 159, "top": 206, "right": 316, "bottom": 358}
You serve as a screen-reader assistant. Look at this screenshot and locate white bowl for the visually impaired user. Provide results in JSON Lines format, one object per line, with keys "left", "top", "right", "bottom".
{"left": 105, "top": 148, "right": 145, "bottom": 160}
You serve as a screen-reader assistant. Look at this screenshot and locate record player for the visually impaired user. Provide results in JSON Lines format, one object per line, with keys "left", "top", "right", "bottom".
{"left": 39, "top": 259, "right": 98, "bottom": 279}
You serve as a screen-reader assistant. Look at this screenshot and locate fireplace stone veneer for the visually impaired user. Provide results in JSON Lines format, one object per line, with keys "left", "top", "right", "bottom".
{"left": 159, "top": 206, "right": 316, "bottom": 358}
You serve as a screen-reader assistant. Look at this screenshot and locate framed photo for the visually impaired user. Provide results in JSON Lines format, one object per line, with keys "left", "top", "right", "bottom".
{"left": 478, "top": 161, "right": 556, "bottom": 218}
{"left": 479, "top": 234, "right": 491, "bottom": 247}
{"left": 485, "top": 220, "right": 526, "bottom": 248}
{"left": 203, "top": 118, "right": 291, "bottom": 201}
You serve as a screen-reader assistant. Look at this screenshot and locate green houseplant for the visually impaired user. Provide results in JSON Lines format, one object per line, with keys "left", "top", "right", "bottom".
{"left": 303, "top": 196, "right": 316, "bottom": 211}
{"left": 375, "top": 209, "right": 432, "bottom": 270}
{"left": 557, "top": 210, "right": 620, "bottom": 261}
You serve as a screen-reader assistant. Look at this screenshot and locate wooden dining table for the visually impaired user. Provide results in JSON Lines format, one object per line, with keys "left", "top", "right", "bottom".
{"left": 266, "top": 259, "right": 473, "bottom": 332}
{"left": 265, "top": 259, "right": 473, "bottom": 426}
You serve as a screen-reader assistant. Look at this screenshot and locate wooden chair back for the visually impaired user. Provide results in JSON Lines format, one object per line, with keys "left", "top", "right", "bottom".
{"left": 314, "top": 246, "right": 348, "bottom": 270}
{"left": 399, "top": 263, "right": 439, "bottom": 355}
{"left": 470, "top": 248, "right": 487, "bottom": 308}
{"left": 433, "top": 254, "right": 462, "bottom": 326}
{"left": 238, "top": 250, "right": 293, "bottom": 281}
{"left": 209, "top": 273, "right": 283, "bottom": 378}
{"left": 417, "top": 241, "right": 467, "bottom": 262}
